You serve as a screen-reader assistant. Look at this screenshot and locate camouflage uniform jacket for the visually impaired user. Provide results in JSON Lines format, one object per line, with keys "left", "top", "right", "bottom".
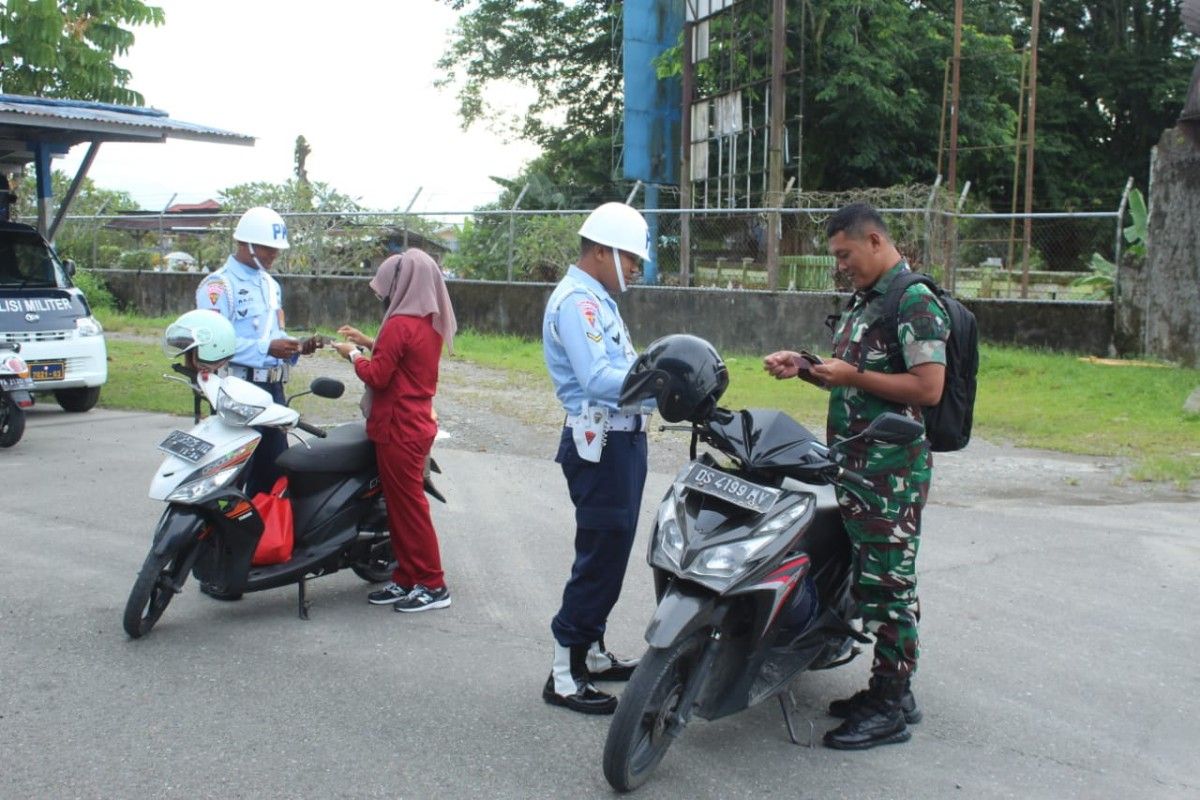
{"left": 827, "top": 260, "right": 950, "bottom": 471}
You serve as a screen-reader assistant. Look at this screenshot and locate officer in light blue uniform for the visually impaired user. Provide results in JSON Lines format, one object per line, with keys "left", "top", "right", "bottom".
{"left": 541, "top": 202, "right": 655, "bottom": 715}
{"left": 196, "top": 207, "right": 318, "bottom": 503}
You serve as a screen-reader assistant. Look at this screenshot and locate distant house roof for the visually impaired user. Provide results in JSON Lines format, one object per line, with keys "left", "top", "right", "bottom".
{"left": 167, "top": 199, "right": 222, "bottom": 213}
{"left": 0, "top": 94, "right": 253, "bottom": 170}
{"left": 106, "top": 200, "right": 229, "bottom": 234}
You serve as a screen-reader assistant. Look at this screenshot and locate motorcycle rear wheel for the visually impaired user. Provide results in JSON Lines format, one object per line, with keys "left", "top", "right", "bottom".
{"left": 351, "top": 537, "right": 395, "bottom": 583}
{"left": 0, "top": 397, "right": 24, "bottom": 447}
{"left": 603, "top": 633, "right": 704, "bottom": 792}
{"left": 123, "top": 547, "right": 190, "bottom": 638}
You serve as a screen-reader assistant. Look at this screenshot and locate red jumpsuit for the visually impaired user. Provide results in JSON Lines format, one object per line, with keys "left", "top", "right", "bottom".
{"left": 353, "top": 313, "right": 445, "bottom": 590}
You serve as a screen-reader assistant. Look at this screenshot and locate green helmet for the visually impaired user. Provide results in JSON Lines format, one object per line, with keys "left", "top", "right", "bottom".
{"left": 163, "top": 309, "right": 236, "bottom": 366}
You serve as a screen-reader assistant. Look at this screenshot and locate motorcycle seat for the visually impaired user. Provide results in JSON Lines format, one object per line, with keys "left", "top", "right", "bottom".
{"left": 277, "top": 422, "right": 375, "bottom": 474}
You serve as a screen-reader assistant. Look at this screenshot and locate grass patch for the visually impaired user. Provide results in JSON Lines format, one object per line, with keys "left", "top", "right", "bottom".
{"left": 450, "top": 332, "right": 1200, "bottom": 485}
{"left": 974, "top": 347, "right": 1200, "bottom": 483}
{"left": 101, "top": 338, "right": 199, "bottom": 415}
{"left": 92, "top": 318, "right": 1200, "bottom": 485}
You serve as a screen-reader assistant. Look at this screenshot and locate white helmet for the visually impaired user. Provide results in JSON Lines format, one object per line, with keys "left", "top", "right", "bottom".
{"left": 233, "top": 206, "right": 290, "bottom": 250}
{"left": 578, "top": 202, "right": 650, "bottom": 261}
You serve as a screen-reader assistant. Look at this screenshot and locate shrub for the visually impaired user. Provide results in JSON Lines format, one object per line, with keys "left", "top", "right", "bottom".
{"left": 72, "top": 269, "right": 117, "bottom": 311}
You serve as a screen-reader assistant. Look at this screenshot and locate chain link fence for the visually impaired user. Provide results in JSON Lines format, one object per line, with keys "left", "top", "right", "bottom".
{"left": 35, "top": 191, "right": 1124, "bottom": 301}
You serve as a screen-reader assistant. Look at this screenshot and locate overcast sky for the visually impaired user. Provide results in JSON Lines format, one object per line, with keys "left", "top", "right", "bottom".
{"left": 56, "top": 1, "right": 540, "bottom": 213}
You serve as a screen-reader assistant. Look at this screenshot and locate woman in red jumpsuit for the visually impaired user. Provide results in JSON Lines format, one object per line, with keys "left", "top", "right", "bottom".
{"left": 333, "top": 248, "right": 457, "bottom": 612}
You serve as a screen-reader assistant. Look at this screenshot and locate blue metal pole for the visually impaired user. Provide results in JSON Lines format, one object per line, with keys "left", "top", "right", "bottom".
{"left": 33, "top": 141, "right": 54, "bottom": 238}
{"left": 644, "top": 184, "right": 659, "bottom": 285}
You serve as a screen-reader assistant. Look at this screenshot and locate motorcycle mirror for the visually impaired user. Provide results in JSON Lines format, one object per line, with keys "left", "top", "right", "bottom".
{"left": 862, "top": 412, "right": 925, "bottom": 445}
{"left": 310, "top": 377, "right": 345, "bottom": 399}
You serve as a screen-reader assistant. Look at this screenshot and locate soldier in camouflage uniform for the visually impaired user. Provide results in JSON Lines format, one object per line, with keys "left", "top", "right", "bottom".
{"left": 764, "top": 202, "right": 948, "bottom": 750}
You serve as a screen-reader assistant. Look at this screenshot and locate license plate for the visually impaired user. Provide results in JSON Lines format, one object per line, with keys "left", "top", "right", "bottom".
{"left": 157, "top": 430, "right": 215, "bottom": 463}
{"left": 0, "top": 376, "right": 34, "bottom": 391}
{"left": 29, "top": 361, "right": 64, "bottom": 381}
{"left": 681, "top": 463, "right": 781, "bottom": 513}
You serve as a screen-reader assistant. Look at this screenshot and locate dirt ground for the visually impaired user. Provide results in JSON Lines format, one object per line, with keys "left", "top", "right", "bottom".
{"left": 290, "top": 348, "right": 1199, "bottom": 508}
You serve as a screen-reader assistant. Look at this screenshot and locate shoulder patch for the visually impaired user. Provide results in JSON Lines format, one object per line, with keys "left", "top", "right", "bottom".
{"left": 576, "top": 297, "right": 600, "bottom": 328}
{"left": 200, "top": 277, "right": 228, "bottom": 308}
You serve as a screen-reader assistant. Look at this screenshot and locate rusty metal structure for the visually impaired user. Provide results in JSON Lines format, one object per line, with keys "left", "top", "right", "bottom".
{"left": 678, "top": 0, "right": 796, "bottom": 287}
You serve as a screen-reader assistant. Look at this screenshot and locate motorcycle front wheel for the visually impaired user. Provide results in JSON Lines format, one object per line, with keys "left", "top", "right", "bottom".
{"left": 0, "top": 396, "right": 24, "bottom": 447}
{"left": 123, "top": 546, "right": 192, "bottom": 638}
{"left": 603, "top": 633, "right": 705, "bottom": 793}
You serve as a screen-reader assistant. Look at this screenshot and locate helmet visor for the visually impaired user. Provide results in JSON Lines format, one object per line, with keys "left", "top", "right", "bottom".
{"left": 162, "top": 321, "right": 200, "bottom": 358}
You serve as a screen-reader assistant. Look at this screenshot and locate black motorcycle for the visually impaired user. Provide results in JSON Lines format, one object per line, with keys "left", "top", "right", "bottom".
{"left": 602, "top": 406, "right": 923, "bottom": 792}
{"left": 123, "top": 366, "right": 444, "bottom": 639}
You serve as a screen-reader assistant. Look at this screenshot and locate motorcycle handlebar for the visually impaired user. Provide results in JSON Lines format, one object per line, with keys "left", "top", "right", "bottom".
{"left": 837, "top": 466, "right": 873, "bottom": 491}
{"left": 295, "top": 420, "right": 327, "bottom": 438}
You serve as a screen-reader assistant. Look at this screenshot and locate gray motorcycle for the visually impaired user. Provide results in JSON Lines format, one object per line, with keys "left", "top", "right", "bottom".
{"left": 604, "top": 335, "right": 923, "bottom": 792}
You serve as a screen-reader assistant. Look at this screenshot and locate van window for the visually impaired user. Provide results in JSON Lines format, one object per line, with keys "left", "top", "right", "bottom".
{"left": 0, "top": 236, "right": 67, "bottom": 289}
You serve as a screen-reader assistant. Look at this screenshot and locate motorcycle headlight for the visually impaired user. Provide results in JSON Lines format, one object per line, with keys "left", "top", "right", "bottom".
{"left": 217, "top": 387, "right": 266, "bottom": 426}
{"left": 164, "top": 440, "right": 257, "bottom": 503}
{"left": 75, "top": 316, "right": 103, "bottom": 337}
{"left": 166, "top": 465, "right": 241, "bottom": 503}
{"left": 651, "top": 493, "right": 686, "bottom": 569}
{"left": 753, "top": 495, "right": 811, "bottom": 535}
{"left": 690, "top": 534, "right": 775, "bottom": 579}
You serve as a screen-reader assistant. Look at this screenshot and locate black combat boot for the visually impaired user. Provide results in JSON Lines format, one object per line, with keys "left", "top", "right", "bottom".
{"left": 823, "top": 676, "right": 912, "bottom": 750}
{"left": 542, "top": 643, "right": 618, "bottom": 715}
{"left": 828, "top": 676, "right": 921, "bottom": 724}
{"left": 585, "top": 638, "right": 640, "bottom": 682}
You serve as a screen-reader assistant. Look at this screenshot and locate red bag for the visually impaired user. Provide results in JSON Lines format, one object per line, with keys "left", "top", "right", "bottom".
{"left": 251, "top": 476, "right": 294, "bottom": 566}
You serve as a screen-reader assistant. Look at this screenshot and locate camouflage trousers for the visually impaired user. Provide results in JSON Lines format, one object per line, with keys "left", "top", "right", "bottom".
{"left": 835, "top": 444, "right": 931, "bottom": 679}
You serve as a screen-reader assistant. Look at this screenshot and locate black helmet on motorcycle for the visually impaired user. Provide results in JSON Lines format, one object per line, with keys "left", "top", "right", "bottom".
{"left": 619, "top": 334, "right": 729, "bottom": 423}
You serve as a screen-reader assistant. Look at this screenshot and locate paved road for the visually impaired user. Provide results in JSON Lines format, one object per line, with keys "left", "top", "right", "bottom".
{"left": 1, "top": 405, "right": 1197, "bottom": 799}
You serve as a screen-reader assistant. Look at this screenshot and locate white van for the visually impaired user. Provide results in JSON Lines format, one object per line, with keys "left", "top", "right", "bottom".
{"left": 0, "top": 221, "right": 107, "bottom": 412}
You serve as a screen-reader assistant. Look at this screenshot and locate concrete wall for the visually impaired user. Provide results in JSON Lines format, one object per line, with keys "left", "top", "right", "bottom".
{"left": 98, "top": 270, "right": 1114, "bottom": 355}
{"left": 1121, "top": 125, "right": 1200, "bottom": 367}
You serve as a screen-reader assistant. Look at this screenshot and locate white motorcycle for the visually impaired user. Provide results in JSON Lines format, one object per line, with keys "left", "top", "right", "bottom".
{"left": 123, "top": 361, "right": 417, "bottom": 638}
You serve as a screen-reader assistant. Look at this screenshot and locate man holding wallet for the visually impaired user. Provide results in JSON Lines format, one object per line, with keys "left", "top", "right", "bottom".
{"left": 763, "top": 202, "right": 948, "bottom": 750}
{"left": 195, "top": 206, "right": 323, "bottom": 503}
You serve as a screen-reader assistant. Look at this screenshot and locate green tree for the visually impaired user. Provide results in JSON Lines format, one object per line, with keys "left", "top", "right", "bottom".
{"left": 437, "top": 0, "right": 624, "bottom": 194}
{"left": 12, "top": 169, "right": 140, "bottom": 268}
{"left": 0, "top": 0, "right": 165, "bottom": 105}
{"left": 1026, "top": 1, "right": 1198, "bottom": 209}
{"left": 440, "top": 0, "right": 1197, "bottom": 220}
{"left": 218, "top": 178, "right": 445, "bottom": 276}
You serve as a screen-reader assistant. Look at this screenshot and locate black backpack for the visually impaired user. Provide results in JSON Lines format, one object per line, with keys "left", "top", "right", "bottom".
{"left": 861, "top": 272, "right": 979, "bottom": 452}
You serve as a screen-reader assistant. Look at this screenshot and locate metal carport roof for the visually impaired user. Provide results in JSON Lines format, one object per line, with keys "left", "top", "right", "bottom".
{"left": 0, "top": 94, "right": 254, "bottom": 240}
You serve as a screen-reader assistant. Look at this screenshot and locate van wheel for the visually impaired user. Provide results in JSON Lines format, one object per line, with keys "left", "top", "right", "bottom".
{"left": 54, "top": 386, "right": 101, "bottom": 413}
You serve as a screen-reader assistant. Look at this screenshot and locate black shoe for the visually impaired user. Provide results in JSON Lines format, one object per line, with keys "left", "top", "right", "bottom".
{"left": 823, "top": 678, "right": 912, "bottom": 750}
{"left": 367, "top": 582, "right": 410, "bottom": 605}
{"left": 393, "top": 584, "right": 451, "bottom": 613}
{"left": 586, "top": 640, "right": 640, "bottom": 682}
{"left": 829, "top": 683, "right": 922, "bottom": 724}
{"left": 542, "top": 674, "right": 618, "bottom": 715}
{"left": 199, "top": 582, "right": 243, "bottom": 602}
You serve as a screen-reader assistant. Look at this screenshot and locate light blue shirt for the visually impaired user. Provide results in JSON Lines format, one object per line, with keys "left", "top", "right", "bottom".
{"left": 543, "top": 266, "right": 639, "bottom": 416}
{"left": 196, "top": 255, "right": 290, "bottom": 368}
